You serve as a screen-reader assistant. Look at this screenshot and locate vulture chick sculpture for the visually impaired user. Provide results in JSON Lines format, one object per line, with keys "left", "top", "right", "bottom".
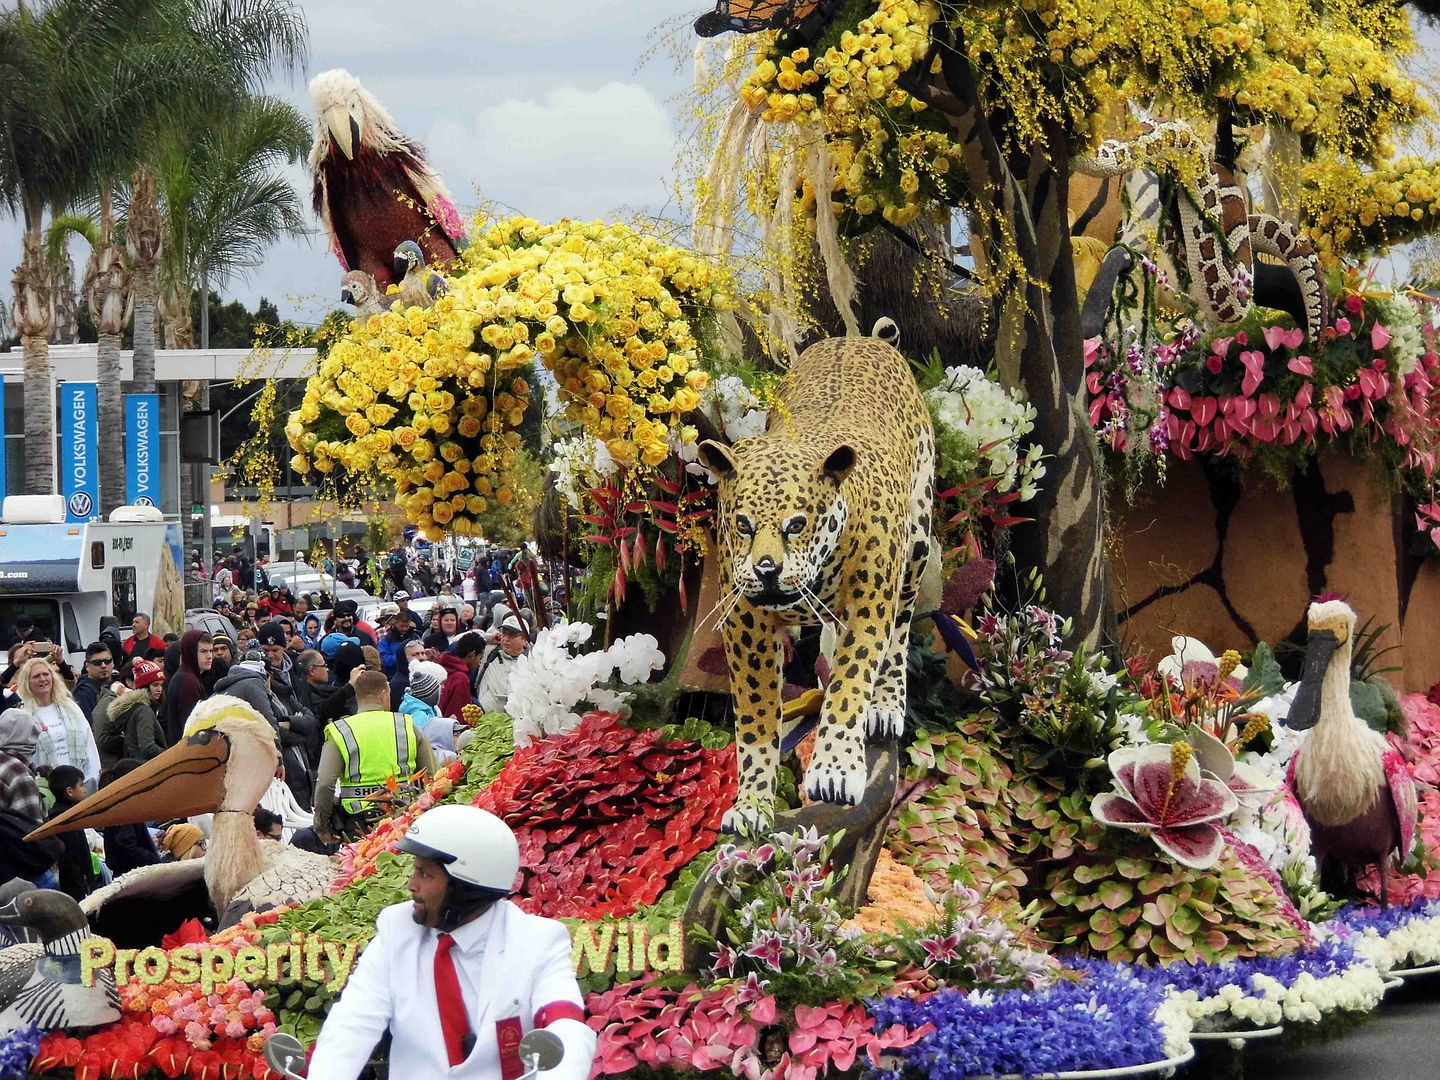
{"left": 31, "top": 697, "right": 336, "bottom": 931}
{"left": 1283, "top": 599, "right": 1417, "bottom": 906}
{"left": 309, "top": 68, "right": 465, "bottom": 288}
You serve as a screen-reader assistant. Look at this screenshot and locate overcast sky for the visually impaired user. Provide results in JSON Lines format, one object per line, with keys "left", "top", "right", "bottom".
{"left": 0, "top": 0, "right": 712, "bottom": 327}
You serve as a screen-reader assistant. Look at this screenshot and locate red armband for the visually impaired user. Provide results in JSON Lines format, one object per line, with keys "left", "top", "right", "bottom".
{"left": 534, "top": 1001, "right": 586, "bottom": 1028}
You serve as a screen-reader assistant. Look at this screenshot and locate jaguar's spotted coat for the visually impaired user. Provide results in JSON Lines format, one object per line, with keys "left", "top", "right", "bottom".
{"left": 699, "top": 330, "right": 934, "bottom": 830}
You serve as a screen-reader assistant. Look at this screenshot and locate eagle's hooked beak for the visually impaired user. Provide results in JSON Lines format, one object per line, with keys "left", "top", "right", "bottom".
{"left": 26, "top": 728, "right": 232, "bottom": 841}
{"left": 322, "top": 102, "right": 361, "bottom": 161}
{"left": 1283, "top": 629, "right": 1341, "bottom": 731}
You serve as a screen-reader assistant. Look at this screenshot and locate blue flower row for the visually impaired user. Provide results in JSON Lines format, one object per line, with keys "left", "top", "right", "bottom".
{"left": 868, "top": 965, "right": 1175, "bottom": 1078}
{"left": 1332, "top": 898, "right": 1440, "bottom": 938}
{"left": 0, "top": 1024, "right": 40, "bottom": 1077}
{"left": 1089, "top": 940, "right": 1367, "bottom": 998}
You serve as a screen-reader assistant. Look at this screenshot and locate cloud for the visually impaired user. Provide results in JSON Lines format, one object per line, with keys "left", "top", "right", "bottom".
{"left": 428, "top": 82, "right": 681, "bottom": 221}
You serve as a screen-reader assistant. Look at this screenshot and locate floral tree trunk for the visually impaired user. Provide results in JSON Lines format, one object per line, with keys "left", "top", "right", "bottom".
{"left": 13, "top": 226, "right": 56, "bottom": 495}
{"left": 126, "top": 168, "right": 164, "bottom": 396}
{"left": 930, "top": 41, "right": 1113, "bottom": 647}
{"left": 88, "top": 192, "right": 134, "bottom": 516}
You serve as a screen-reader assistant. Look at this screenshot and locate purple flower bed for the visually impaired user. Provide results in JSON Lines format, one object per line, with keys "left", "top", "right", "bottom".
{"left": 868, "top": 965, "right": 1175, "bottom": 1078}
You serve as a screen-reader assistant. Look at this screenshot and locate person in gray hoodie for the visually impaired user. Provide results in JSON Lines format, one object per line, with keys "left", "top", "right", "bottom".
{"left": 214, "top": 649, "right": 315, "bottom": 810}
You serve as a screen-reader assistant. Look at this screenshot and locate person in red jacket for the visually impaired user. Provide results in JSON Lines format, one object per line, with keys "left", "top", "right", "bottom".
{"left": 435, "top": 634, "right": 484, "bottom": 720}
{"left": 122, "top": 614, "right": 166, "bottom": 658}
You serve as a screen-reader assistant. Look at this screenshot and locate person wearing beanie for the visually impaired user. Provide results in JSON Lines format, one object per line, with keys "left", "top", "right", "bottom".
{"left": 112, "top": 658, "right": 167, "bottom": 763}
{"left": 206, "top": 634, "right": 234, "bottom": 689}
{"left": 399, "top": 660, "right": 444, "bottom": 732}
{"left": 436, "top": 634, "right": 485, "bottom": 719}
{"left": 214, "top": 649, "right": 315, "bottom": 809}
{"left": 257, "top": 621, "right": 295, "bottom": 678}
{"left": 160, "top": 822, "right": 205, "bottom": 862}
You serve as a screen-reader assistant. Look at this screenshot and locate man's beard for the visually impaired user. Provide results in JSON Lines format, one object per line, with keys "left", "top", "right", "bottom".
{"left": 411, "top": 899, "right": 436, "bottom": 927}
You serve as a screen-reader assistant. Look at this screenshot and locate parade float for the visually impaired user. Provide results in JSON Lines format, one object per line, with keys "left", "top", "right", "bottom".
{"left": 15, "top": 0, "right": 1440, "bottom": 1076}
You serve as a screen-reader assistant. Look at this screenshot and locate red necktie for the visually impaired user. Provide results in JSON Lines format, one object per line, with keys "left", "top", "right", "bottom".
{"left": 434, "top": 932, "right": 471, "bottom": 1067}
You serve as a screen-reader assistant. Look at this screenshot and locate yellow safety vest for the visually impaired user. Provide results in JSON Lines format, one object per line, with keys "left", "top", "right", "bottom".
{"left": 325, "top": 710, "right": 419, "bottom": 815}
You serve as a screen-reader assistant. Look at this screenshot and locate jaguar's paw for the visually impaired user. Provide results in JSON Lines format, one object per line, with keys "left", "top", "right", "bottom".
{"left": 865, "top": 705, "right": 905, "bottom": 739}
{"left": 803, "top": 759, "right": 866, "bottom": 806}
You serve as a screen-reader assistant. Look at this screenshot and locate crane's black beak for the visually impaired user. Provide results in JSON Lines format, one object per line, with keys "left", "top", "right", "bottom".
{"left": 1284, "top": 629, "right": 1340, "bottom": 730}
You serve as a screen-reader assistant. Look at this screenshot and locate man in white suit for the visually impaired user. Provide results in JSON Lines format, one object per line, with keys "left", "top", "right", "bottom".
{"left": 307, "top": 806, "right": 596, "bottom": 1079}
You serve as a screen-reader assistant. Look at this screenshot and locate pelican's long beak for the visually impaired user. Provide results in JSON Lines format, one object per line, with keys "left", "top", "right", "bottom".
{"left": 27, "top": 729, "right": 231, "bottom": 841}
{"left": 322, "top": 103, "right": 360, "bottom": 161}
{"left": 1283, "top": 629, "right": 1340, "bottom": 731}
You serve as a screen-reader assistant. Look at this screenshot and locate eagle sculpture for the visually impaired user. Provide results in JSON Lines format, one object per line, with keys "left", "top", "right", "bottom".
{"left": 309, "top": 68, "right": 466, "bottom": 288}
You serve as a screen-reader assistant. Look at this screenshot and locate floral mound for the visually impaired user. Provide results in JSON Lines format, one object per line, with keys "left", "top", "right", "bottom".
{"left": 891, "top": 720, "right": 1309, "bottom": 965}
{"left": 869, "top": 965, "right": 1192, "bottom": 1079}
{"left": 476, "top": 712, "right": 737, "bottom": 918}
{"left": 286, "top": 216, "right": 722, "bottom": 538}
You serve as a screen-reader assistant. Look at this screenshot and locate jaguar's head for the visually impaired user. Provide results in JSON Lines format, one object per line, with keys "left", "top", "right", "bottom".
{"left": 699, "top": 438, "right": 853, "bottom": 609}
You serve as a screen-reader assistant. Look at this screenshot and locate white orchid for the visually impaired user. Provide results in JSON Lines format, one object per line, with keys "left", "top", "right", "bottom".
{"left": 1155, "top": 636, "right": 1249, "bottom": 685}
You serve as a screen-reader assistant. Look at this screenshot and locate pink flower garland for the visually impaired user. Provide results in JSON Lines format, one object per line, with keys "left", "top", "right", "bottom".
{"left": 1356, "top": 694, "right": 1440, "bottom": 902}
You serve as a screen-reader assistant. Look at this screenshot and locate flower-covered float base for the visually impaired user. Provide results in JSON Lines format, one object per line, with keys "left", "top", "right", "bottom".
{"left": 17, "top": 604, "right": 1440, "bottom": 1079}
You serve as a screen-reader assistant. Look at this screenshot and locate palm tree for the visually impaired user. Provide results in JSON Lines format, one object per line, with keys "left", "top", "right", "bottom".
{"left": 48, "top": 201, "right": 131, "bottom": 513}
{"left": 128, "top": 0, "right": 308, "bottom": 391}
{"left": 0, "top": 0, "right": 306, "bottom": 494}
{"left": 153, "top": 94, "right": 310, "bottom": 352}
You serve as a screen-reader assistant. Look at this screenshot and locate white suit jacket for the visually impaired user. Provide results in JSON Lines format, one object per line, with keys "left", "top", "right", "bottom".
{"left": 307, "top": 899, "right": 596, "bottom": 1080}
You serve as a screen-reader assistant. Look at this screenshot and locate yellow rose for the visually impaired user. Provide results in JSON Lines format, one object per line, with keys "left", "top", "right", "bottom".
{"left": 345, "top": 414, "right": 372, "bottom": 437}
{"left": 290, "top": 454, "right": 310, "bottom": 474}
{"left": 440, "top": 441, "right": 463, "bottom": 463}
{"left": 458, "top": 415, "right": 482, "bottom": 439}
{"left": 395, "top": 427, "right": 418, "bottom": 451}
{"left": 431, "top": 502, "right": 454, "bottom": 525}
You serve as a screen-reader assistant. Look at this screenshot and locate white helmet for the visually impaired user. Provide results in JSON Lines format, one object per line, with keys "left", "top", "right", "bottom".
{"left": 396, "top": 805, "right": 520, "bottom": 894}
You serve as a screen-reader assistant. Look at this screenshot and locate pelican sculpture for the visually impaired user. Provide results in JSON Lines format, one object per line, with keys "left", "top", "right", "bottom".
{"left": 1283, "top": 599, "right": 1417, "bottom": 906}
{"left": 29, "top": 697, "right": 336, "bottom": 931}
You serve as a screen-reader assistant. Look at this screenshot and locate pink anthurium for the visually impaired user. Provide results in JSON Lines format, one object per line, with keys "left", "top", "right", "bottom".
{"left": 1287, "top": 354, "right": 1314, "bottom": 376}
{"left": 1193, "top": 396, "right": 1217, "bottom": 426}
{"left": 1168, "top": 386, "right": 1191, "bottom": 411}
{"left": 1239, "top": 350, "right": 1267, "bottom": 396}
{"left": 1091, "top": 744, "right": 1239, "bottom": 868}
{"left": 1373, "top": 322, "right": 1392, "bottom": 351}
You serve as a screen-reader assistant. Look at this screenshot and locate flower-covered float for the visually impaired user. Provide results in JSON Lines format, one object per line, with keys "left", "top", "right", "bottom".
{"left": 39, "top": 0, "right": 1440, "bottom": 1076}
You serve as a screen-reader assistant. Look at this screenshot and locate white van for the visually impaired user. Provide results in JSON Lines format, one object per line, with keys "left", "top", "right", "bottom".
{"left": 0, "top": 496, "right": 186, "bottom": 669}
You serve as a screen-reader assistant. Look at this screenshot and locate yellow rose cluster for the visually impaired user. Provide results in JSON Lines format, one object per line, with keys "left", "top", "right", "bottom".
{"left": 740, "top": 0, "right": 953, "bottom": 228}
{"left": 286, "top": 216, "right": 720, "bottom": 540}
{"left": 1301, "top": 155, "right": 1440, "bottom": 266}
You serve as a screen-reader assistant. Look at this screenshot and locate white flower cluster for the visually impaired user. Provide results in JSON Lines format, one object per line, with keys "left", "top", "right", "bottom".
{"left": 676, "top": 374, "right": 770, "bottom": 479}
{"left": 507, "top": 621, "right": 665, "bottom": 744}
{"left": 1174, "top": 960, "right": 1385, "bottom": 1032}
{"left": 924, "top": 366, "right": 1045, "bottom": 499}
{"left": 1358, "top": 906, "right": 1440, "bottom": 969}
{"left": 1376, "top": 293, "right": 1426, "bottom": 377}
{"left": 547, "top": 435, "right": 619, "bottom": 509}
{"left": 1155, "top": 992, "right": 1195, "bottom": 1059}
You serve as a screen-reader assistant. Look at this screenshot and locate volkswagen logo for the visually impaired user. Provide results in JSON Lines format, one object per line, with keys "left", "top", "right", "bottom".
{"left": 68, "top": 491, "right": 94, "bottom": 518}
{"left": 135, "top": 496, "right": 155, "bottom": 508}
